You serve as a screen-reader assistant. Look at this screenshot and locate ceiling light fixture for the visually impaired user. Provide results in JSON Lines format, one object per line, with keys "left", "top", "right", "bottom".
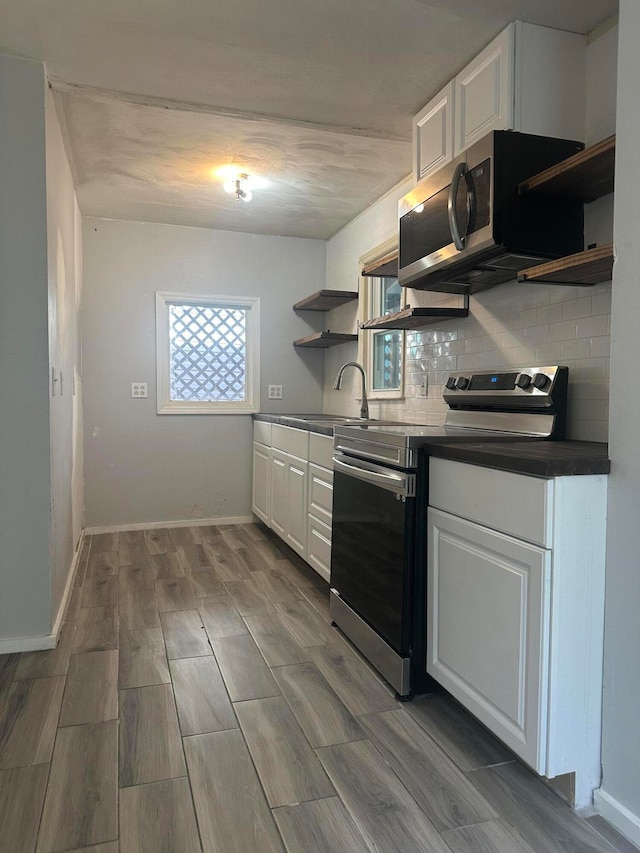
{"left": 223, "top": 173, "right": 253, "bottom": 202}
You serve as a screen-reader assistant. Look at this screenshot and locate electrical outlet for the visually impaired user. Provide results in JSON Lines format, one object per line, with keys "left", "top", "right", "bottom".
{"left": 268, "top": 384, "right": 283, "bottom": 399}
{"left": 131, "top": 382, "right": 148, "bottom": 398}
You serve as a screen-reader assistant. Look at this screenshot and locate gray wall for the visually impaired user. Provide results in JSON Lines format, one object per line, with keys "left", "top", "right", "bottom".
{"left": 600, "top": 0, "right": 640, "bottom": 831}
{"left": 82, "top": 218, "right": 326, "bottom": 527}
{"left": 0, "top": 54, "right": 51, "bottom": 640}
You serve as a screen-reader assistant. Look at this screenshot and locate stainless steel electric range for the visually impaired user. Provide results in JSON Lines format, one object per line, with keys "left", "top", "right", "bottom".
{"left": 329, "top": 365, "right": 568, "bottom": 700}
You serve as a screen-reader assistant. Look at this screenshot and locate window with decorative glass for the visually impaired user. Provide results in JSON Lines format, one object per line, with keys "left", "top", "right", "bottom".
{"left": 156, "top": 292, "right": 260, "bottom": 414}
{"left": 363, "top": 275, "right": 405, "bottom": 400}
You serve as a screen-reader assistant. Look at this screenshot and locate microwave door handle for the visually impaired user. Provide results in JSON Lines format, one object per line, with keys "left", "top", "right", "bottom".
{"left": 448, "top": 162, "right": 468, "bottom": 251}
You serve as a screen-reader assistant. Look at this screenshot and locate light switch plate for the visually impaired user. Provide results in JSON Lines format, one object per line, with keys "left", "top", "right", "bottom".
{"left": 268, "top": 384, "right": 283, "bottom": 399}
{"left": 131, "top": 382, "right": 148, "bottom": 398}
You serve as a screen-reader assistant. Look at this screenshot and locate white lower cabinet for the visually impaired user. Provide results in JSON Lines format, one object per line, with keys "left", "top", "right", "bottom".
{"left": 253, "top": 422, "right": 333, "bottom": 579}
{"left": 427, "top": 457, "right": 608, "bottom": 808}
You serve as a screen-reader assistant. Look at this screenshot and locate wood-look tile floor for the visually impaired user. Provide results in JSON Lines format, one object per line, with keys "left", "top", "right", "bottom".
{"left": 0, "top": 522, "right": 636, "bottom": 853}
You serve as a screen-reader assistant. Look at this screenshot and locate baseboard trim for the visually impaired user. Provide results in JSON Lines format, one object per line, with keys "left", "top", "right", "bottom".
{"left": 594, "top": 787, "right": 640, "bottom": 847}
{"left": 84, "top": 516, "right": 254, "bottom": 534}
{"left": 51, "top": 529, "right": 86, "bottom": 640}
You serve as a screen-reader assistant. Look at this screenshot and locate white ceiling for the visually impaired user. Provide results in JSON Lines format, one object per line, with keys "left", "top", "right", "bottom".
{"left": 0, "top": 0, "right": 618, "bottom": 239}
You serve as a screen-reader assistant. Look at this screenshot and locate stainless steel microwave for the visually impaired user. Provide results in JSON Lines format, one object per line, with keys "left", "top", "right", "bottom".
{"left": 398, "top": 131, "right": 585, "bottom": 293}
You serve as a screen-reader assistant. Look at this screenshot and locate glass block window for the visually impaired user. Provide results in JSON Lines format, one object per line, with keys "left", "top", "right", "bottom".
{"left": 156, "top": 293, "right": 260, "bottom": 414}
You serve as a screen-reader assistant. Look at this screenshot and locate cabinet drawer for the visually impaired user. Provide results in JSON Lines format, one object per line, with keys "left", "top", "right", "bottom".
{"left": 308, "top": 463, "right": 333, "bottom": 526}
{"left": 429, "top": 458, "right": 552, "bottom": 547}
{"left": 307, "top": 515, "right": 332, "bottom": 583}
{"left": 309, "top": 433, "right": 334, "bottom": 469}
{"left": 253, "top": 420, "right": 272, "bottom": 446}
{"left": 272, "top": 424, "right": 308, "bottom": 460}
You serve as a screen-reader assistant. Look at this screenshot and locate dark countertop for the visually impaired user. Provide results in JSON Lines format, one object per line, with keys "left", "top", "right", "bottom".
{"left": 253, "top": 413, "right": 340, "bottom": 436}
{"left": 427, "top": 440, "right": 610, "bottom": 477}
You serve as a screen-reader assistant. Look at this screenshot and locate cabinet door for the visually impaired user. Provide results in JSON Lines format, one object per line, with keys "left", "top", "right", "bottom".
{"left": 413, "top": 81, "right": 454, "bottom": 183}
{"left": 285, "top": 456, "right": 308, "bottom": 558}
{"left": 252, "top": 442, "right": 271, "bottom": 526}
{"left": 269, "top": 449, "right": 287, "bottom": 539}
{"left": 427, "top": 507, "right": 550, "bottom": 773}
{"left": 308, "top": 463, "right": 333, "bottom": 526}
{"left": 454, "top": 24, "right": 514, "bottom": 155}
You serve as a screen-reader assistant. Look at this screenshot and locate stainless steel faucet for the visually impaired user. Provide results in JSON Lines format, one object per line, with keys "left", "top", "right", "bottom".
{"left": 333, "top": 361, "right": 369, "bottom": 419}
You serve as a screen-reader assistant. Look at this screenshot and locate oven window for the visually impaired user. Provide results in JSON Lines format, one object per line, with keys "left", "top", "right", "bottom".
{"left": 331, "top": 470, "right": 414, "bottom": 653}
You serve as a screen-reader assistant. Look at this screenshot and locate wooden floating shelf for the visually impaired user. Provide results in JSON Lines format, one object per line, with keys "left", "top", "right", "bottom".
{"left": 293, "top": 332, "right": 358, "bottom": 348}
{"left": 361, "top": 249, "right": 399, "bottom": 278}
{"left": 519, "top": 135, "right": 615, "bottom": 202}
{"left": 361, "top": 306, "right": 469, "bottom": 331}
{"left": 293, "top": 289, "right": 358, "bottom": 311}
{"left": 517, "top": 244, "right": 614, "bottom": 286}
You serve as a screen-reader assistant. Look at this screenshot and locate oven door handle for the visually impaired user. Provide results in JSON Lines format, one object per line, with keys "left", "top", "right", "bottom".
{"left": 332, "top": 454, "right": 416, "bottom": 497}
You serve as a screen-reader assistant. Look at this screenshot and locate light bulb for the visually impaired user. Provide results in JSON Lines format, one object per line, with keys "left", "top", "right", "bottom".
{"left": 223, "top": 179, "right": 237, "bottom": 194}
{"left": 241, "top": 189, "right": 253, "bottom": 202}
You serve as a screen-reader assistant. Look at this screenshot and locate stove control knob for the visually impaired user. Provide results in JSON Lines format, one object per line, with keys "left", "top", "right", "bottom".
{"left": 445, "top": 377, "right": 457, "bottom": 390}
{"left": 533, "top": 372, "right": 550, "bottom": 391}
{"left": 516, "top": 374, "right": 532, "bottom": 389}
{"left": 455, "top": 376, "right": 470, "bottom": 390}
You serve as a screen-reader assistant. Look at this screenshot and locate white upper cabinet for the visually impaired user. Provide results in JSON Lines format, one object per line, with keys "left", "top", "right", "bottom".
{"left": 454, "top": 25, "right": 514, "bottom": 155}
{"left": 413, "top": 81, "right": 455, "bottom": 183}
{"left": 412, "top": 21, "right": 586, "bottom": 184}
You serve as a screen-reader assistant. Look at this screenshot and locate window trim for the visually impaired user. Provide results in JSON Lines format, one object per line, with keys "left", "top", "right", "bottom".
{"left": 359, "top": 239, "right": 405, "bottom": 401}
{"left": 156, "top": 291, "right": 260, "bottom": 415}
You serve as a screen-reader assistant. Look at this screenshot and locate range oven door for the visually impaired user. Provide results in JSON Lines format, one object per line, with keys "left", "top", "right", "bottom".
{"left": 330, "top": 452, "right": 416, "bottom": 657}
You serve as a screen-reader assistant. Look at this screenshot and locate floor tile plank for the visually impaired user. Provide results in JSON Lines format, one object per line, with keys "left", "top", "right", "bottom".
{"left": 160, "top": 609, "right": 212, "bottom": 659}
{"left": 359, "top": 709, "right": 497, "bottom": 832}
{"left": 118, "top": 627, "right": 170, "bottom": 689}
{"left": 469, "top": 761, "right": 618, "bottom": 853}
{"left": 168, "top": 526, "right": 196, "bottom": 547}
{"left": 243, "top": 612, "right": 310, "bottom": 667}
{"left": 586, "top": 815, "right": 640, "bottom": 853}
{"left": 118, "top": 530, "right": 149, "bottom": 568}
{"left": 275, "top": 598, "right": 335, "bottom": 647}
{"left": 307, "top": 643, "right": 397, "bottom": 716}
{"left": 120, "top": 591, "right": 160, "bottom": 630}
{"left": 90, "top": 533, "right": 119, "bottom": 554}
{"left": 184, "top": 730, "right": 284, "bottom": 853}
{"left": 406, "top": 693, "right": 514, "bottom": 772}
{"left": 119, "top": 777, "right": 201, "bottom": 853}
{"left": 190, "top": 567, "right": 225, "bottom": 598}
{"left": 223, "top": 577, "right": 276, "bottom": 615}
{"left": 144, "top": 529, "right": 176, "bottom": 555}
{"left": 316, "top": 739, "right": 450, "bottom": 853}
{"left": 0, "top": 676, "right": 65, "bottom": 769}
{"left": 272, "top": 662, "right": 366, "bottom": 748}
{"left": 252, "top": 568, "right": 301, "bottom": 604}
{"left": 72, "top": 607, "right": 119, "bottom": 653}
{"left": 149, "top": 552, "right": 185, "bottom": 579}
{"left": 211, "top": 635, "right": 280, "bottom": 702}
{"left": 37, "top": 720, "right": 118, "bottom": 852}
{"left": 441, "top": 818, "right": 537, "bottom": 852}
{"left": 0, "top": 654, "right": 21, "bottom": 704}
{"left": 14, "top": 622, "right": 77, "bottom": 680}
{"left": 199, "top": 595, "right": 248, "bottom": 639}
{"left": 60, "top": 650, "right": 119, "bottom": 727}
{"left": 298, "top": 582, "right": 331, "bottom": 621}
{"left": 170, "top": 656, "right": 237, "bottom": 736}
{"left": 81, "top": 576, "right": 119, "bottom": 609}
{"left": 118, "top": 564, "right": 155, "bottom": 594}
{"left": 154, "top": 577, "right": 196, "bottom": 612}
{"left": 234, "top": 696, "right": 335, "bottom": 807}
{"left": 273, "top": 796, "right": 370, "bottom": 853}
{"left": 0, "top": 764, "right": 49, "bottom": 853}
{"left": 176, "top": 544, "right": 215, "bottom": 572}
{"left": 211, "top": 550, "right": 252, "bottom": 581}
{"left": 86, "top": 551, "right": 119, "bottom": 578}
{"left": 119, "top": 683, "right": 186, "bottom": 787}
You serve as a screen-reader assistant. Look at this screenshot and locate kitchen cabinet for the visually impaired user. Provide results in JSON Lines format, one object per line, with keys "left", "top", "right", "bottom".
{"left": 412, "top": 21, "right": 586, "bottom": 183}
{"left": 426, "top": 457, "right": 607, "bottom": 808}
{"left": 252, "top": 422, "right": 334, "bottom": 577}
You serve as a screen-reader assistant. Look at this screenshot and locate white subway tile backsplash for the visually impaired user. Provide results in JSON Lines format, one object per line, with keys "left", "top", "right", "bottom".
{"left": 561, "top": 337, "right": 592, "bottom": 360}
{"left": 549, "top": 320, "right": 577, "bottom": 341}
{"left": 524, "top": 325, "right": 550, "bottom": 346}
{"left": 577, "top": 314, "right": 609, "bottom": 338}
{"left": 562, "top": 296, "right": 593, "bottom": 320}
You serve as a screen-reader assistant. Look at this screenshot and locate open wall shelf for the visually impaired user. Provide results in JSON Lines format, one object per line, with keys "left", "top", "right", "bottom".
{"left": 361, "top": 305, "right": 469, "bottom": 331}
{"left": 293, "top": 332, "right": 358, "bottom": 348}
{"left": 517, "top": 243, "right": 614, "bottom": 286}
{"left": 519, "top": 135, "right": 615, "bottom": 202}
{"left": 361, "top": 249, "right": 398, "bottom": 278}
{"left": 293, "top": 289, "right": 358, "bottom": 311}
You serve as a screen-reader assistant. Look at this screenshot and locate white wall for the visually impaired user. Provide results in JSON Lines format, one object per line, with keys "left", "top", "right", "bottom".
{"left": 596, "top": 1, "right": 640, "bottom": 843}
{"left": 45, "top": 84, "right": 84, "bottom": 624}
{"left": 0, "top": 54, "right": 52, "bottom": 642}
{"left": 82, "top": 218, "right": 326, "bottom": 528}
{"left": 323, "top": 28, "right": 616, "bottom": 445}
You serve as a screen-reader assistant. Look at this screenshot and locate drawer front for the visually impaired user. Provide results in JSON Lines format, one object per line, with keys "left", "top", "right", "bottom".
{"left": 309, "top": 433, "right": 334, "bottom": 469}
{"left": 429, "top": 458, "right": 552, "bottom": 547}
{"left": 308, "top": 463, "right": 333, "bottom": 526}
{"left": 253, "top": 420, "right": 272, "bottom": 447}
{"left": 307, "top": 514, "right": 332, "bottom": 583}
{"left": 272, "top": 424, "right": 309, "bottom": 460}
